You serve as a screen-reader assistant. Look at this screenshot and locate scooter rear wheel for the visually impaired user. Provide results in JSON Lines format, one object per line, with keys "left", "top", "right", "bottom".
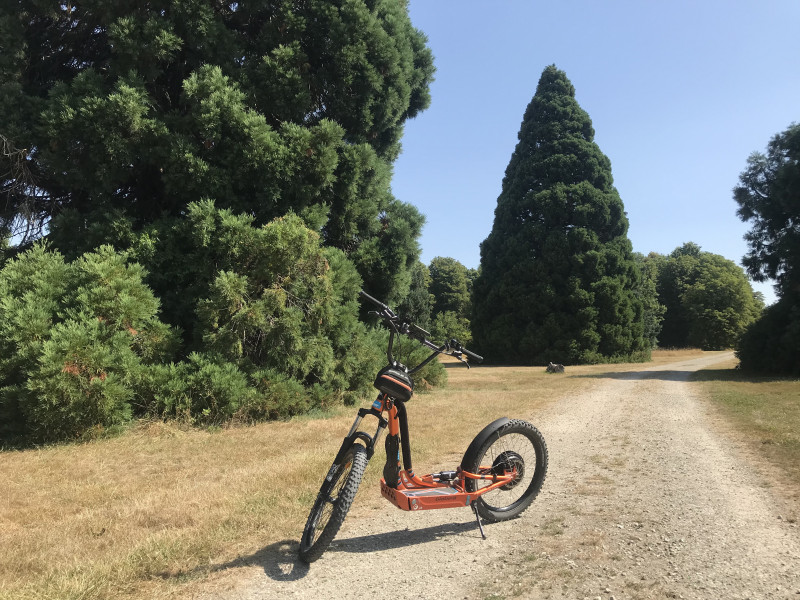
{"left": 462, "top": 419, "right": 548, "bottom": 523}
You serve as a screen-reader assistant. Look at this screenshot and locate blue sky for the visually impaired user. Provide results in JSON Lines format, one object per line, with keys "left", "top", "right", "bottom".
{"left": 392, "top": 1, "right": 800, "bottom": 305}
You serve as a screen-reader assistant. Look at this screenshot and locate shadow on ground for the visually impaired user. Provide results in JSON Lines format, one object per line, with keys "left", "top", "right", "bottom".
{"left": 574, "top": 370, "right": 697, "bottom": 382}
{"left": 575, "top": 368, "right": 793, "bottom": 384}
{"left": 332, "top": 520, "right": 477, "bottom": 554}
{"left": 170, "top": 520, "right": 478, "bottom": 584}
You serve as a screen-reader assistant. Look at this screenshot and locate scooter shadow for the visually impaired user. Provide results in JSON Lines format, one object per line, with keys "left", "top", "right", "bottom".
{"left": 230, "top": 520, "right": 477, "bottom": 582}
{"left": 332, "top": 519, "right": 477, "bottom": 554}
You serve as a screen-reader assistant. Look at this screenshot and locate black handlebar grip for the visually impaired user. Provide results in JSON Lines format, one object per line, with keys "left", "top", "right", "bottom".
{"left": 462, "top": 348, "right": 484, "bottom": 363}
{"left": 359, "top": 290, "right": 388, "bottom": 310}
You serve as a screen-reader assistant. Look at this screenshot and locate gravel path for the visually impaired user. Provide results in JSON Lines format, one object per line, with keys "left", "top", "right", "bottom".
{"left": 207, "top": 352, "right": 800, "bottom": 600}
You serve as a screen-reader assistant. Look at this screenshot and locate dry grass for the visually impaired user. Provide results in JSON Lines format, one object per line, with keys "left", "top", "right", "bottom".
{"left": 1, "top": 415, "right": 360, "bottom": 600}
{"left": 692, "top": 356, "right": 800, "bottom": 500}
{"left": 0, "top": 349, "right": 724, "bottom": 600}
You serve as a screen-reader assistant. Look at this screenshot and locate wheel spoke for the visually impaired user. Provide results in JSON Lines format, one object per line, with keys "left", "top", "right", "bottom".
{"left": 481, "top": 431, "right": 537, "bottom": 508}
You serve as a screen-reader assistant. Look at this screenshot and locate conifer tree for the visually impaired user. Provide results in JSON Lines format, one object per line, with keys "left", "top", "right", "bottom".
{"left": 734, "top": 122, "right": 800, "bottom": 374}
{"left": 472, "top": 66, "right": 647, "bottom": 364}
{"left": 0, "top": 0, "right": 433, "bottom": 303}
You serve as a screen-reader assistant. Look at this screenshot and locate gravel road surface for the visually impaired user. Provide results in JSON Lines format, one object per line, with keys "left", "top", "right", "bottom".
{"left": 205, "top": 352, "right": 800, "bottom": 600}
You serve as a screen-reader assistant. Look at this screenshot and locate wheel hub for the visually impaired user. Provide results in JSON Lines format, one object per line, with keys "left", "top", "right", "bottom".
{"left": 491, "top": 451, "right": 525, "bottom": 490}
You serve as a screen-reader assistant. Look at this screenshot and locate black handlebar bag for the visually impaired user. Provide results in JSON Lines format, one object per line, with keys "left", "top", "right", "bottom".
{"left": 373, "top": 365, "right": 414, "bottom": 402}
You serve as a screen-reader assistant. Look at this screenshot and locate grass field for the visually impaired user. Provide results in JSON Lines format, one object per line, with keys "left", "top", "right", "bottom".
{"left": 692, "top": 356, "right": 800, "bottom": 504}
{"left": 1, "top": 350, "right": 797, "bottom": 600}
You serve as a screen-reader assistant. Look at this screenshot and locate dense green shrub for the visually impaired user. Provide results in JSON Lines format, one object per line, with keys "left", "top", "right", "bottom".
{"left": 134, "top": 354, "right": 311, "bottom": 425}
{"left": 24, "top": 319, "right": 136, "bottom": 440}
{"left": 0, "top": 212, "right": 443, "bottom": 443}
{"left": 138, "top": 201, "right": 384, "bottom": 406}
{"left": 113, "top": 203, "right": 391, "bottom": 423}
{"left": 171, "top": 354, "right": 259, "bottom": 424}
{"left": 0, "top": 245, "right": 178, "bottom": 442}
{"left": 246, "top": 368, "right": 312, "bottom": 421}
{"left": 0, "top": 246, "right": 72, "bottom": 439}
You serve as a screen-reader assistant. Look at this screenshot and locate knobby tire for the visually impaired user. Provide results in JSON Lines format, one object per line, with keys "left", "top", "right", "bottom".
{"left": 298, "top": 443, "right": 368, "bottom": 563}
{"left": 463, "top": 419, "right": 548, "bottom": 523}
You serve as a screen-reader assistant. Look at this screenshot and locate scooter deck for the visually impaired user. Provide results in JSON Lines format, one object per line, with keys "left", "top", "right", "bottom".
{"left": 380, "top": 477, "right": 474, "bottom": 511}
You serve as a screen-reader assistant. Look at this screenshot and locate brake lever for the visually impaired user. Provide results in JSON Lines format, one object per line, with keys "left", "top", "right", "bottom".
{"left": 444, "top": 339, "right": 471, "bottom": 369}
{"left": 451, "top": 350, "right": 471, "bottom": 369}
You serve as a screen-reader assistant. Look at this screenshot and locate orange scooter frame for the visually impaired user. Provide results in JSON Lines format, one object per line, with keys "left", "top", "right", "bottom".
{"left": 380, "top": 469, "right": 516, "bottom": 512}
{"left": 375, "top": 395, "right": 517, "bottom": 512}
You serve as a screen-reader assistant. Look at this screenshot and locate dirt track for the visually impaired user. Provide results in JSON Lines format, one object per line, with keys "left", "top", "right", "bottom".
{"left": 206, "top": 352, "right": 800, "bottom": 600}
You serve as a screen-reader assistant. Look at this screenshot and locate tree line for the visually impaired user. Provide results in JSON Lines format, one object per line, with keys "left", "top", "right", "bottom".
{"left": 410, "top": 239, "right": 763, "bottom": 363}
{"left": 1, "top": 4, "right": 796, "bottom": 444}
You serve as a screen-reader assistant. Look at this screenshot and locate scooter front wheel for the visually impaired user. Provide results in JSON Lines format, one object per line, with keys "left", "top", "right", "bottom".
{"left": 298, "top": 443, "right": 368, "bottom": 563}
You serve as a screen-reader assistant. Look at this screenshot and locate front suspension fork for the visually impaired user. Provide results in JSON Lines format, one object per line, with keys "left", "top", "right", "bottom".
{"left": 332, "top": 403, "right": 388, "bottom": 467}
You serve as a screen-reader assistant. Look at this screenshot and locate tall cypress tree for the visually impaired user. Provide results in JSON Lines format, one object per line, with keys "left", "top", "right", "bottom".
{"left": 472, "top": 66, "right": 647, "bottom": 365}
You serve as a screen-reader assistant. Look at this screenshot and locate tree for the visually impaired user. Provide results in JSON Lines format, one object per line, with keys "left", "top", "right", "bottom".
{"left": 734, "top": 123, "right": 800, "bottom": 296}
{"left": 471, "top": 66, "right": 647, "bottom": 365}
{"left": 635, "top": 253, "right": 666, "bottom": 348}
{"left": 0, "top": 0, "right": 433, "bottom": 304}
{"left": 426, "top": 256, "right": 472, "bottom": 345}
{"left": 653, "top": 243, "right": 700, "bottom": 348}
{"left": 654, "top": 243, "right": 762, "bottom": 350}
{"left": 734, "top": 122, "right": 800, "bottom": 373}
{"left": 396, "top": 261, "right": 433, "bottom": 328}
{"left": 429, "top": 257, "right": 470, "bottom": 317}
{"left": 431, "top": 310, "right": 472, "bottom": 347}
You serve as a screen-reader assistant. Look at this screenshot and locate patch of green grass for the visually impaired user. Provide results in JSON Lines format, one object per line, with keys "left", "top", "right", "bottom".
{"left": 693, "top": 364, "right": 800, "bottom": 488}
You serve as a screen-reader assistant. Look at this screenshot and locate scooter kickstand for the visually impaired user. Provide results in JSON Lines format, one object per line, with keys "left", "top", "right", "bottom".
{"left": 472, "top": 503, "right": 487, "bottom": 540}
